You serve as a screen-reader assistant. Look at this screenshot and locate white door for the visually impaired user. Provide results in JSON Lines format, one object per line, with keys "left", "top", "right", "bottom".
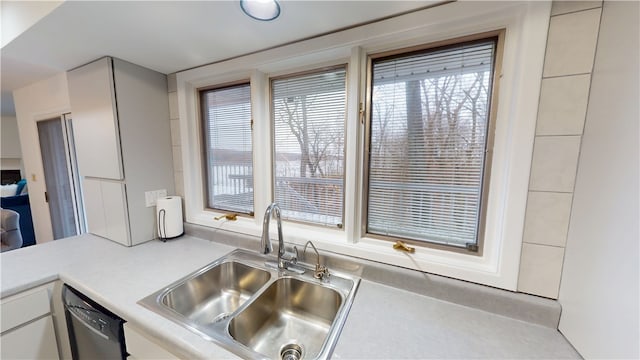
{"left": 36, "top": 115, "right": 85, "bottom": 239}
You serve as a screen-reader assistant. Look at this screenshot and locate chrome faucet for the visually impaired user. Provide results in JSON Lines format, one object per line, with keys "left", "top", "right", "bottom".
{"left": 261, "top": 203, "right": 303, "bottom": 273}
{"left": 303, "top": 241, "right": 330, "bottom": 280}
{"left": 260, "top": 203, "right": 279, "bottom": 255}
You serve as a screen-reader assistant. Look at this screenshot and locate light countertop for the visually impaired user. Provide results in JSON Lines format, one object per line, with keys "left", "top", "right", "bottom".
{"left": 0, "top": 234, "right": 580, "bottom": 359}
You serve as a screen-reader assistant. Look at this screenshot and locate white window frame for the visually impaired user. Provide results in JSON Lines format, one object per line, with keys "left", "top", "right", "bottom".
{"left": 177, "top": 1, "right": 551, "bottom": 290}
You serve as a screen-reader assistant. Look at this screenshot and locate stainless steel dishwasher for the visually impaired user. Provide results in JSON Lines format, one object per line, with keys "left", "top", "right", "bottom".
{"left": 62, "top": 284, "right": 127, "bottom": 359}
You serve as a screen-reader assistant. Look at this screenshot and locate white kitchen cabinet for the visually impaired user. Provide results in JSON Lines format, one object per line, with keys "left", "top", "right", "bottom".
{"left": 68, "top": 57, "right": 175, "bottom": 246}
{"left": 102, "top": 180, "right": 129, "bottom": 245}
{"left": 1, "top": 316, "right": 59, "bottom": 360}
{"left": 0, "top": 284, "right": 60, "bottom": 360}
{"left": 67, "top": 57, "right": 123, "bottom": 180}
{"left": 82, "top": 178, "right": 130, "bottom": 246}
{"left": 82, "top": 177, "right": 108, "bottom": 239}
{"left": 124, "top": 323, "right": 179, "bottom": 360}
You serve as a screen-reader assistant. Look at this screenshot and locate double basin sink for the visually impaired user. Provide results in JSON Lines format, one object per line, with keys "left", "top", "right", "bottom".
{"left": 139, "top": 249, "right": 360, "bottom": 359}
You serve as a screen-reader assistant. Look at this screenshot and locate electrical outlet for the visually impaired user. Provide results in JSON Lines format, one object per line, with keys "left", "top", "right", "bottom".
{"left": 145, "top": 191, "right": 156, "bottom": 207}
{"left": 145, "top": 189, "right": 169, "bottom": 207}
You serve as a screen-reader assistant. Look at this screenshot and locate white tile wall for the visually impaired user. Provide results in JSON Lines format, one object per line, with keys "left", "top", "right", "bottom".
{"left": 543, "top": 8, "right": 601, "bottom": 77}
{"left": 167, "top": 73, "right": 177, "bottom": 93}
{"left": 529, "top": 136, "right": 582, "bottom": 192}
{"left": 523, "top": 191, "right": 573, "bottom": 247}
{"left": 536, "top": 75, "right": 591, "bottom": 135}
{"left": 170, "top": 119, "right": 181, "bottom": 146}
{"left": 167, "top": 83, "right": 183, "bottom": 197}
{"left": 519, "top": 2, "right": 602, "bottom": 299}
{"left": 168, "top": 92, "right": 179, "bottom": 120}
{"left": 518, "top": 243, "right": 565, "bottom": 298}
{"left": 174, "top": 171, "right": 184, "bottom": 197}
{"left": 172, "top": 145, "right": 183, "bottom": 173}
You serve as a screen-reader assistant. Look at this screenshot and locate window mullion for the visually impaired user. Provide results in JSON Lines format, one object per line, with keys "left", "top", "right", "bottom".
{"left": 344, "top": 46, "right": 366, "bottom": 244}
{"left": 251, "top": 71, "right": 272, "bottom": 225}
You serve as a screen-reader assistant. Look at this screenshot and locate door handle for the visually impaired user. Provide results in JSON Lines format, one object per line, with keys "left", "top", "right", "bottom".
{"left": 45, "top": 191, "right": 49, "bottom": 203}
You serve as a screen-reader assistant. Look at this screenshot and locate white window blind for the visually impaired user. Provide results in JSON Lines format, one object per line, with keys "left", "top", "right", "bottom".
{"left": 367, "top": 38, "right": 497, "bottom": 248}
{"left": 272, "top": 66, "right": 347, "bottom": 227}
{"left": 201, "top": 83, "right": 254, "bottom": 214}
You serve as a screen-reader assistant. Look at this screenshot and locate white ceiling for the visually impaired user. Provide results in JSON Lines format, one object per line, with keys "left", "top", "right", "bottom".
{"left": 0, "top": 0, "right": 444, "bottom": 116}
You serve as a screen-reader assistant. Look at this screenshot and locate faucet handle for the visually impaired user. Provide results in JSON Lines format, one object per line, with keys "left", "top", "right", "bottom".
{"left": 282, "top": 246, "right": 298, "bottom": 263}
{"left": 303, "top": 241, "right": 330, "bottom": 280}
{"left": 315, "top": 264, "right": 330, "bottom": 280}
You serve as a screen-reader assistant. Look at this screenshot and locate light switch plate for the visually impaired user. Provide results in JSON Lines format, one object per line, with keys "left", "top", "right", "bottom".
{"left": 145, "top": 189, "right": 168, "bottom": 207}
{"left": 145, "top": 191, "right": 156, "bottom": 207}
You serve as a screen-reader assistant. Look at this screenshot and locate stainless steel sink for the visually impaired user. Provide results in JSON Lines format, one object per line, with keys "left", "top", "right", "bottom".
{"left": 229, "top": 277, "right": 342, "bottom": 359}
{"left": 139, "top": 249, "right": 360, "bottom": 359}
{"left": 160, "top": 261, "right": 270, "bottom": 325}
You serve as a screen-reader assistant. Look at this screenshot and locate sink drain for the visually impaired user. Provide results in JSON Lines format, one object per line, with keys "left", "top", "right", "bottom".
{"left": 280, "top": 343, "right": 303, "bottom": 360}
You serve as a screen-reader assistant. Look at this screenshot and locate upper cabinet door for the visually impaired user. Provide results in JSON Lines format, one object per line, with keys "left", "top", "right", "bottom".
{"left": 68, "top": 57, "right": 124, "bottom": 180}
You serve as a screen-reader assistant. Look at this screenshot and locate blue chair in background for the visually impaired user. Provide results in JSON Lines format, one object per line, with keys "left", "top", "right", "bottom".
{"left": 1, "top": 194, "right": 36, "bottom": 247}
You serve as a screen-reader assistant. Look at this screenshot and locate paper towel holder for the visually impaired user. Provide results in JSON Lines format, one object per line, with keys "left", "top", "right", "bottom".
{"left": 158, "top": 209, "right": 184, "bottom": 242}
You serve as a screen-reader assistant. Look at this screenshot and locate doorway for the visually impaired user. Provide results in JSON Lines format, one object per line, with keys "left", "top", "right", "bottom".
{"left": 37, "top": 114, "right": 86, "bottom": 239}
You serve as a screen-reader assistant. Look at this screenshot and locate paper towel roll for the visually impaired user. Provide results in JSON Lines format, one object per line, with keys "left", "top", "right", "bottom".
{"left": 156, "top": 196, "right": 184, "bottom": 240}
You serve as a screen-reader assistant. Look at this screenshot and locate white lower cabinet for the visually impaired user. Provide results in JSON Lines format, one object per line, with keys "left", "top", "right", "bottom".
{"left": 124, "top": 323, "right": 179, "bottom": 359}
{"left": 1, "top": 316, "right": 59, "bottom": 359}
{"left": 0, "top": 284, "right": 60, "bottom": 359}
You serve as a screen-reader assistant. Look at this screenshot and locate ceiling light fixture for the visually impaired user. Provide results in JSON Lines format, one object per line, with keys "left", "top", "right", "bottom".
{"left": 240, "top": 0, "right": 281, "bottom": 21}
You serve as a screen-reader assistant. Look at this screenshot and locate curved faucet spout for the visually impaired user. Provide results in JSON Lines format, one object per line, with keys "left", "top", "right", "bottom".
{"left": 260, "top": 203, "right": 282, "bottom": 255}
{"left": 261, "top": 203, "right": 302, "bottom": 273}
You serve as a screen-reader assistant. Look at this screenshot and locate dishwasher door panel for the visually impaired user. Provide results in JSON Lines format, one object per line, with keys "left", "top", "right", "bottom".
{"left": 63, "top": 284, "right": 126, "bottom": 360}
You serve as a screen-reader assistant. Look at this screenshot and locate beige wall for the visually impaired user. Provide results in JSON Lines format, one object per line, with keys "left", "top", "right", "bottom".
{"left": 12, "top": 73, "right": 71, "bottom": 243}
{"left": 517, "top": 1, "right": 603, "bottom": 299}
{"left": 1, "top": 116, "right": 22, "bottom": 158}
{"left": 1, "top": 115, "right": 23, "bottom": 173}
{"left": 557, "top": 1, "right": 639, "bottom": 357}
